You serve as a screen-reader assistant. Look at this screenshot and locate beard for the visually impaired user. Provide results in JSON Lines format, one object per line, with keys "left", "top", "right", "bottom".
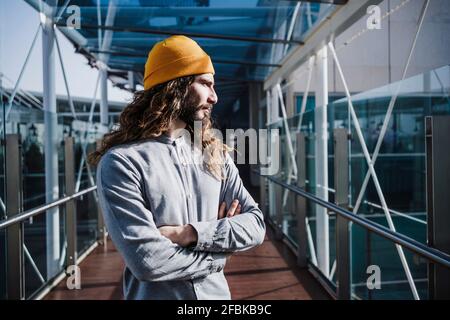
{"left": 178, "top": 95, "right": 212, "bottom": 128}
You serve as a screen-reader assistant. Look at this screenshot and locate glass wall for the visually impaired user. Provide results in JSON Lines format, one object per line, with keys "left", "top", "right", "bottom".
{"left": 0, "top": 83, "right": 6, "bottom": 299}
{"left": 0, "top": 96, "right": 105, "bottom": 298}
{"left": 270, "top": 64, "right": 449, "bottom": 299}
{"left": 73, "top": 129, "right": 101, "bottom": 255}
{"left": 264, "top": 0, "right": 450, "bottom": 299}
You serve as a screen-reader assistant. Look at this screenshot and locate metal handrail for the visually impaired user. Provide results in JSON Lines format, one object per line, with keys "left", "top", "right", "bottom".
{"left": 257, "top": 171, "right": 450, "bottom": 269}
{"left": 0, "top": 186, "right": 97, "bottom": 230}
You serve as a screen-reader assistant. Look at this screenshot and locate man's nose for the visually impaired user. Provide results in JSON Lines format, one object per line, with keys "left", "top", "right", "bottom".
{"left": 208, "top": 88, "right": 218, "bottom": 105}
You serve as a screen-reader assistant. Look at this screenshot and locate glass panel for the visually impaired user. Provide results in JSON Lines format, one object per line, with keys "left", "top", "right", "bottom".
{"left": 21, "top": 111, "right": 67, "bottom": 298}
{"left": 0, "top": 228, "right": 5, "bottom": 299}
{"left": 268, "top": 62, "right": 449, "bottom": 298}
{"left": 73, "top": 128, "right": 101, "bottom": 255}
{"left": 21, "top": 115, "right": 48, "bottom": 298}
{"left": 351, "top": 225, "right": 428, "bottom": 300}
{"left": 0, "top": 83, "right": 6, "bottom": 298}
{"left": 332, "top": 65, "right": 449, "bottom": 299}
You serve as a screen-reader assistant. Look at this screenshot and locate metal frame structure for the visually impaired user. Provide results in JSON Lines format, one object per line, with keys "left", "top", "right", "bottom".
{"left": 42, "top": 0, "right": 60, "bottom": 280}
{"left": 1, "top": 0, "right": 447, "bottom": 301}
{"left": 1, "top": 135, "right": 100, "bottom": 300}
{"left": 260, "top": 0, "right": 442, "bottom": 300}
{"left": 1, "top": 0, "right": 112, "bottom": 298}
{"left": 325, "top": 0, "right": 430, "bottom": 297}
{"left": 257, "top": 170, "right": 450, "bottom": 298}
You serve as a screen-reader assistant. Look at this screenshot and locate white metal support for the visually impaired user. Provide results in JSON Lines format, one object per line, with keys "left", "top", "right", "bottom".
{"left": 296, "top": 56, "right": 315, "bottom": 132}
{"left": 42, "top": 2, "right": 60, "bottom": 280}
{"left": 54, "top": 32, "right": 78, "bottom": 120}
{"left": 276, "top": 83, "right": 298, "bottom": 178}
{"left": 328, "top": 0, "right": 429, "bottom": 298}
{"left": 306, "top": 2, "right": 313, "bottom": 29}
{"left": 306, "top": 217, "right": 318, "bottom": 267}
{"left": 5, "top": 24, "right": 41, "bottom": 121}
{"left": 266, "top": 89, "right": 271, "bottom": 127}
{"left": 275, "top": 83, "right": 299, "bottom": 234}
{"left": 266, "top": 88, "right": 276, "bottom": 220}
{"left": 265, "top": 0, "right": 384, "bottom": 90}
{"left": 54, "top": 29, "right": 97, "bottom": 208}
{"left": 352, "top": 0, "right": 430, "bottom": 217}
{"left": 314, "top": 45, "right": 329, "bottom": 277}
{"left": 330, "top": 259, "right": 336, "bottom": 280}
{"left": 128, "top": 71, "right": 135, "bottom": 91}
{"left": 24, "top": 244, "right": 45, "bottom": 284}
{"left": 270, "top": 86, "right": 280, "bottom": 124}
{"left": 97, "top": 0, "right": 103, "bottom": 49}
{"left": 75, "top": 74, "right": 101, "bottom": 192}
{"left": 284, "top": 2, "right": 301, "bottom": 56}
{"left": 99, "top": 0, "right": 116, "bottom": 126}
{"left": 55, "top": 0, "right": 71, "bottom": 23}
{"left": 280, "top": 56, "right": 316, "bottom": 207}
{"left": 328, "top": 41, "right": 420, "bottom": 300}
{"left": 99, "top": 69, "right": 108, "bottom": 125}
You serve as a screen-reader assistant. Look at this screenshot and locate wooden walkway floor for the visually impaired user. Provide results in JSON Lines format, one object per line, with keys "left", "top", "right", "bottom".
{"left": 44, "top": 225, "right": 330, "bottom": 300}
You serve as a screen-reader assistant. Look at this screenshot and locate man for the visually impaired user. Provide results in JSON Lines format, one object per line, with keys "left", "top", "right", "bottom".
{"left": 89, "top": 35, "right": 266, "bottom": 300}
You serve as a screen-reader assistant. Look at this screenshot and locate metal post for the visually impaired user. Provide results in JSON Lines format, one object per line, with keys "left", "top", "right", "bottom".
{"left": 6, "top": 134, "right": 25, "bottom": 299}
{"left": 269, "top": 88, "right": 278, "bottom": 224}
{"left": 260, "top": 176, "right": 267, "bottom": 217}
{"left": 314, "top": 46, "right": 329, "bottom": 276}
{"left": 64, "top": 137, "right": 77, "bottom": 267}
{"left": 334, "top": 128, "right": 350, "bottom": 300}
{"left": 99, "top": 0, "right": 117, "bottom": 126}
{"left": 100, "top": 69, "right": 108, "bottom": 126}
{"left": 275, "top": 183, "right": 283, "bottom": 240}
{"left": 128, "top": 71, "right": 135, "bottom": 91}
{"left": 42, "top": 3, "right": 60, "bottom": 280}
{"left": 95, "top": 139, "right": 107, "bottom": 245}
{"left": 296, "top": 132, "right": 307, "bottom": 267}
{"left": 426, "top": 116, "right": 450, "bottom": 300}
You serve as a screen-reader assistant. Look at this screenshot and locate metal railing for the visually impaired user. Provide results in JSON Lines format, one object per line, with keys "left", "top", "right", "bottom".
{"left": 260, "top": 174, "right": 450, "bottom": 268}
{"left": 257, "top": 124, "right": 450, "bottom": 300}
{"left": 1, "top": 135, "right": 106, "bottom": 300}
{"left": 0, "top": 187, "right": 97, "bottom": 230}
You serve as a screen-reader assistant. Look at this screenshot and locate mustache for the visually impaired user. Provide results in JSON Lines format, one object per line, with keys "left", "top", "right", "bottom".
{"left": 178, "top": 102, "right": 213, "bottom": 125}
{"left": 197, "top": 103, "right": 213, "bottom": 110}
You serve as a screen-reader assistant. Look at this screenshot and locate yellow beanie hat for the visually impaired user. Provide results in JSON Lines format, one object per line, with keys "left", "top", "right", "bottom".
{"left": 143, "top": 35, "right": 215, "bottom": 90}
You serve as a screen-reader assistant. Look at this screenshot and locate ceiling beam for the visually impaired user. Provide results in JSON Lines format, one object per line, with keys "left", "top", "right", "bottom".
{"left": 284, "top": 0, "right": 348, "bottom": 4}
{"left": 72, "top": 7, "right": 292, "bottom": 18}
{"left": 89, "top": 49, "right": 281, "bottom": 68}
{"left": 55, "top": 22, "right": 304, "bottom": 45}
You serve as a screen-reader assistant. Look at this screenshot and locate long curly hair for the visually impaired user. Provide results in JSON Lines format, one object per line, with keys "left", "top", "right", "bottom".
{"left": 88, "top": 75, "right": 232, "bottom": 180}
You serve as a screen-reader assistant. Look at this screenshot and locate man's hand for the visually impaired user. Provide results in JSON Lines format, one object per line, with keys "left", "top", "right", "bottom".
{"left": 218, "top": 199, "right": 242, "bottom": 219}
{"left": 158, "top": 224, "right": 197, "bottom": 247}
{"left": 158, "top": 199, "right": 242, "bottom": 247}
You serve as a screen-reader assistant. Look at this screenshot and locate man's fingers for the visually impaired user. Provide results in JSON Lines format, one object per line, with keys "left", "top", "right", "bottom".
{"left": 218, "top": 201, "right": 226, "bottom": 219}
{"left": 227, "top": 199, "right": 239, "bottom": 217}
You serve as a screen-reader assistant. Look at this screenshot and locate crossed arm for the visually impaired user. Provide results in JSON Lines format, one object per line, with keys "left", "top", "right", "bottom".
{"left": 159, "top": 153, "right": 266, "bottom": 253}
{"left": 97, "top": 151, "right": 265, "bottom": 283}
{"left": 158, "top": 199, "right": 242, "bottom": 247}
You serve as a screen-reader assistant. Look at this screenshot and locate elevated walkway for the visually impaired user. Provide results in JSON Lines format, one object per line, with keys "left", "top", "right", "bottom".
{"left": 44, "top": 226, "right": 330, "bottom": 300}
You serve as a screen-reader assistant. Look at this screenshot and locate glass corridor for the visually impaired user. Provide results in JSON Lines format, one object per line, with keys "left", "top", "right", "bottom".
{"left": 1, "top": 0, "right": 450, "bottom": 301}
{"left": 264, "top": 65, "right": 450, "bottom": 299}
